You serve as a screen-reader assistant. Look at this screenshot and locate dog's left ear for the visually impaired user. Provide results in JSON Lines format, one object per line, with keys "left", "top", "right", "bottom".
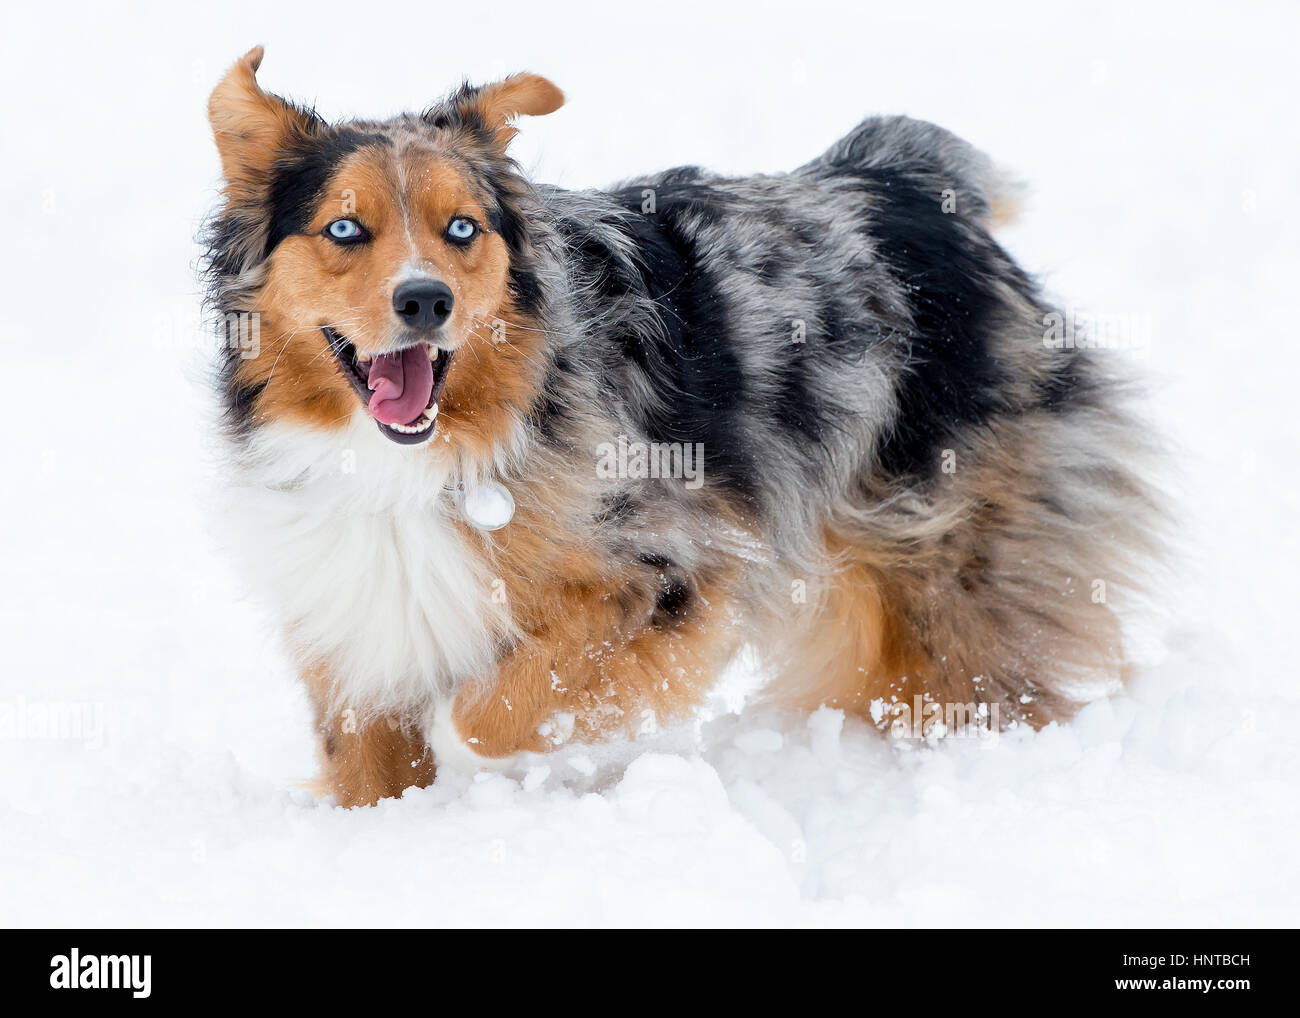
{"left": 208, "top": 46, "right": 318, "bottom": 184}
{"left": 462, "top": 73, "right": 564, "bottom": 151}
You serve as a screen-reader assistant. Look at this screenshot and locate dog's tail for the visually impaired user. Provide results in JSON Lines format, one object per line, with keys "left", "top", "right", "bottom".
{"left": 797, "top": 115, "right": 1024, "bottom": 230}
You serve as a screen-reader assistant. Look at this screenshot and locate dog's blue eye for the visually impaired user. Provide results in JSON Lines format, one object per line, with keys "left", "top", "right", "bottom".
{"left": 447, "top": 217, "right": 477, "bottom": 242}
{"left": 325, "top": 219, "right": 365, "bottom": 243}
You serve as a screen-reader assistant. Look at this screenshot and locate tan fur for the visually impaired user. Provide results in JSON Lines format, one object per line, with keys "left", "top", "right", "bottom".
{"left": 438, "top": 476, "right": 743, "bottom": 757}
{"left": 227, "top": 144, "right": 548, "bottom": 455}
{"left": 451, "top": 574, "right": 740, "bottom": 757}
{"left": 989, "top": 191, "right": 1023, "bottom": 230}
{"left": 209, "top": 49, "right": 555, "bottom": 454}
{"left": 762, "top": 418, "right": 1130, "bottom": 727}
{"left": 208, "top": 47, "right": 312, "bottom": 188}
{"left": 461, "top": 73, "right": 565, "bottom": 150}
{"left": 304, "top": 667, "right": 435, "bottom": 807}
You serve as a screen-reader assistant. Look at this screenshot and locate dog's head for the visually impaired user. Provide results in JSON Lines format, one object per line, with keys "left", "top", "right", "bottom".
{"left": 205, "top": 47, "right": 562, "bottom": 449}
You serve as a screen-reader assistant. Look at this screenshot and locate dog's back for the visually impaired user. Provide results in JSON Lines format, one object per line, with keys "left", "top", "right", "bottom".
{"left": 532, "top": 115, "right": 1161, "bottom": 727}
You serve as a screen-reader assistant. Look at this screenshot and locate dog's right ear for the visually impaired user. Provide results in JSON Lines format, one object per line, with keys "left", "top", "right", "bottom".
{"left": 208, "top": 46, "right": 316, "bottom": 184}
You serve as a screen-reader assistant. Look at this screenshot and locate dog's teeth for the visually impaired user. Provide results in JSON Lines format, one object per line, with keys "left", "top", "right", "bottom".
{"left": 357, "top": 352, "right": 372, "bottom": 365}
{"left": 428, "top": 347, "right": 440, "bottom": 362}
{"left": 427, "top": 402, "right": 439, "bottom": 420}
{"left": 389, "top": 413, "right": 436, "bottom": 435}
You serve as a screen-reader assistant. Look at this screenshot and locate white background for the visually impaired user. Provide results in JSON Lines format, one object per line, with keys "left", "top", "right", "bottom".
{"left": 1, "top": 0, "right": 1297, "bottom": 926}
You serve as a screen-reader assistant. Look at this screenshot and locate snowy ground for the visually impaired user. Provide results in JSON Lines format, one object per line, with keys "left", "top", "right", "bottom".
{"left": 2, "top": 1, "right": 1297, "bottom": 926}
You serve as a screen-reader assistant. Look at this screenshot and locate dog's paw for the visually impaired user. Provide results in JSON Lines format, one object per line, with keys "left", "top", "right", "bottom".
{"left": 427, "top": 695, "right": 534, "bottom": 774}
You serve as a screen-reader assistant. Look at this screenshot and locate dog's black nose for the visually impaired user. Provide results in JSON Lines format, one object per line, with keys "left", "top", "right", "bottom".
{"left": 392, "top": 279, "right": 454, "bottom": 331}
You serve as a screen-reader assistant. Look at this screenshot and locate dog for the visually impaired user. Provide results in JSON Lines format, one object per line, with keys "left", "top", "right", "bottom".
{"left": 202, "top": 48, "right": 1160, "bottom": 806}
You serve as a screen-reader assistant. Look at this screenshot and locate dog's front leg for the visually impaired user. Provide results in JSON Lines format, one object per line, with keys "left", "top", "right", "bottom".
{"left": 448, "top": 581, "right": 734, "bottom": 759}
{"left": 303, "top": 667, "right": 435, "bottom": 807}
{"left": 448, "top": 613, "right": 615, "bottom": 759}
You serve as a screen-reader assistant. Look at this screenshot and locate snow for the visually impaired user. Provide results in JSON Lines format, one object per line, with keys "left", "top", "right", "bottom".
{"left": 2, "top": 0, "right": 1297, "bottom": 926}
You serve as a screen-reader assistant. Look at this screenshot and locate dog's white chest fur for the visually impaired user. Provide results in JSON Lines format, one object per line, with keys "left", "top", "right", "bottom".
{"left": 217, "top": 417, "right": 510, "bottom": 712}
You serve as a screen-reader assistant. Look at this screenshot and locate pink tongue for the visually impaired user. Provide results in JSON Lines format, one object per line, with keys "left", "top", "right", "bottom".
{"left": 367, "top": 346, "right": 435, "bottom": 426}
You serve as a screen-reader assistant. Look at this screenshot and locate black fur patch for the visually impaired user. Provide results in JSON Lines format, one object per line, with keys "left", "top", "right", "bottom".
{"left": 652, "top": 581, "right": 692, "bottom": 626}
{"left": 484, "top": 168, "right": 546, "bottom": 318}
{"left": 266, "top": 129, "right": 389, "bottom": 253}
{"left": 768, "top": 341, "right": 826, "bottom": 441}
{"left": 421, "top": 83, "right": 487, "bottom": 132}
{"left": 530, "top": 384, "right": 575, "bottom": 447}
{"left": 598, "top": 185, "right": 755, "bottom": 497}
{"left": 595, "top": 492, "right": 637, "bottom": 525}
{"left": 852, "top": 169, "right": 1022, "bottom": 477}
{"left": 221, "top": 367, "right": 268, "bottom": 437}
{"left": 530, "top": 350, "right": 583, "bottom": 448}
{"left": 203, "top": 214, "right": 250, "bottom": 283}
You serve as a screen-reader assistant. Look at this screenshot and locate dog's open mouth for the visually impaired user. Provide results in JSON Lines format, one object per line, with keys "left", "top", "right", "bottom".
{"left": 323, "top": 327, "right": 454, "bottom": 445}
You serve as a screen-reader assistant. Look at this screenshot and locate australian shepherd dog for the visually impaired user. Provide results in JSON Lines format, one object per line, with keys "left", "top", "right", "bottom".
{"left": 202, "top": 48, "right": 1160, "bottom": 806}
